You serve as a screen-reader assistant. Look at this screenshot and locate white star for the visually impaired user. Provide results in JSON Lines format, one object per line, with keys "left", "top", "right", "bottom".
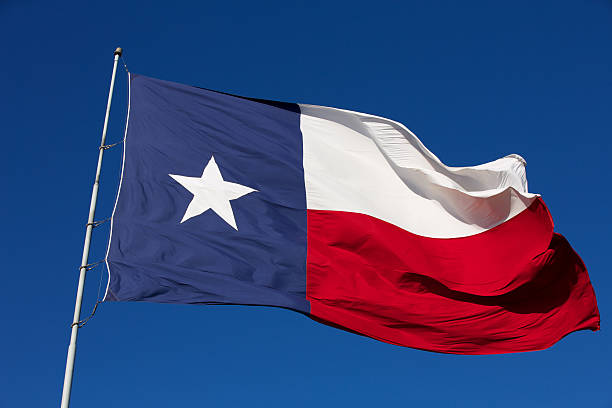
{"left": 169, "top": 156, "right": 257, "bottom": 230}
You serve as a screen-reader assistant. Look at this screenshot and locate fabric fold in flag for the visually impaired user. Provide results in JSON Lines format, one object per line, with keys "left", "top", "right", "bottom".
{"left": 105, "top": 74, "right": 599, "bottom": 354}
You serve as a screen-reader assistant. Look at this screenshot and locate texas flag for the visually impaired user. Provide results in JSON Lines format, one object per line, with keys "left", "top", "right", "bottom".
{"left": 105, "top": 74, "right": 599, "bottom": 354}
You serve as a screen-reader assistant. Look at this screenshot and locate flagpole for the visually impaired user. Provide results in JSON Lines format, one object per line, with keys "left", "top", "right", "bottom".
{"left": 60, "top": 47, "right": 123, "bottom": 408}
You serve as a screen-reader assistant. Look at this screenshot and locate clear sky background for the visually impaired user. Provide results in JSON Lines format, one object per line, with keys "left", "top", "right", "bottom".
{"left": 1, "top": 1, "right": 610, "bottom": 406}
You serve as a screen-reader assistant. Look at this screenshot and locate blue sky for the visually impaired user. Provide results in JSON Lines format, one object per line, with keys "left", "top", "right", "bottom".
{"left": 1, "top": 1, "right": 610, "bottom": 406}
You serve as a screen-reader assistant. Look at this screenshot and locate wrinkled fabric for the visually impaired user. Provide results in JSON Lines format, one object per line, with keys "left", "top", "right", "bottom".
{"left": 106, "top": 74, "right": 599, "bottom": 354}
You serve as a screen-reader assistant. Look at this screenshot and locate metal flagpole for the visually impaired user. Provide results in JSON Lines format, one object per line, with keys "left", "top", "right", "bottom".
{"left": 60, "top": 47, "right": 123, "bottom": 408}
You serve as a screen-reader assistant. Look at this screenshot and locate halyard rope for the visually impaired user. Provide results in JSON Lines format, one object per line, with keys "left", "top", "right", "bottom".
{"left": 120, "top": 55, "right": 129, "bottom": 73}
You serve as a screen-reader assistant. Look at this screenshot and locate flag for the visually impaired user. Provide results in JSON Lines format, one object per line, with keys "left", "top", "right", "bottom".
{"left": 105, "top": 74, "right": 599, "bottom": 354}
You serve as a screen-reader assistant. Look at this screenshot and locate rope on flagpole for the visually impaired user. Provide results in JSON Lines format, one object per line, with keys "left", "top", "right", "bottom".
{"left": 70, "top": 101, "right": 127, "bottom": 331}
{"left": 70, "top": 301, "right": 101, "bottom": 328}
{"left": 100, "top": 139, "right": 124, "bottom": 150}
{"left": 70, "top": 255, "right": 108, "bottom": 329}
{"left": 78, "top": 259, "right": 105, "bottom": 272}
{"left": 86, "top": 217, "right": 111, "bottom": 228}
{"left": 120, "top": 55, "right": 129, "bottom": 73}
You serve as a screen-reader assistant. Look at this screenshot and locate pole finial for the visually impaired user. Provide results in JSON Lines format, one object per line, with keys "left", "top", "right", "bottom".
{"left": 114, "top": 47, "right": 123, "bottom": 57}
